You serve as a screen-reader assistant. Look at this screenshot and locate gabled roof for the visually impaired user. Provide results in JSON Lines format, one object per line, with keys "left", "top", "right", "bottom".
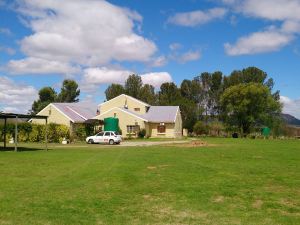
{"left": 43, "top": 103, "right": 97, "bottom": 123}
{"left": 99, "top": 94, "right": 150, "bottom": 107}
{"left": 143, "top": 106, "right": 179, "bottom": 123}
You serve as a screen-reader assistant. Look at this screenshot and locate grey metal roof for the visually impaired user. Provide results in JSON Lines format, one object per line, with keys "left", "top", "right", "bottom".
{"left": 52, "top": 103, "right": 97, "bottom": 123}
{"left": 143, "top": 106, "right": 179, "bottom": 123}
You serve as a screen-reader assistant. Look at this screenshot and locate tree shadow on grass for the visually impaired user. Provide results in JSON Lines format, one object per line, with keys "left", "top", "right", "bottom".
{"left": 0, "top": 146, "right": 49, "bottom": 152}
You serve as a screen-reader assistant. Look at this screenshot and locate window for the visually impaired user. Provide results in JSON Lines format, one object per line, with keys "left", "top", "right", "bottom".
{"left": 157, "top": 125, "right": 166, "bottom": 134}
{"left": 97, "top": 132, "right": 104, "bottom": 136}
{"left": 104, "top": 132, "right": 111, "bottom": 136}
{"left": 134, "top": 108, "right": 140, "bottom": 112}
{"left": 127, "top": 125, "right": 140, "bottom": 133}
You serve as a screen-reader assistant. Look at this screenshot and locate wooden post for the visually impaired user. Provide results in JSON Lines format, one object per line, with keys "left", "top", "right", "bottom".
{"left": 4, "top": 118, "right": 6, "bottom": 149}
{"left": 14, "top": 116, "right": 18, "bottom": 152}
{"left": 45, "top": 118, "right": 48, "bottom": 151}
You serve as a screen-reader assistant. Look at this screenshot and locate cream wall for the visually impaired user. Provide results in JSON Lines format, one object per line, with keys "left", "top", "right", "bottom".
{"left": 95, "top": 108, "right": 146, "bottom": 137}
{"left": 173, "top": 110, "right": 183, "bottom": 138}
{"left": 31, "top": 104, "right": 71, "bottom": 127}
{"left": 147, "top": 111, "right": 182, "bottom": 138}
{"left": 99, "top": 95, "right": 149, "bottom": 115}
{"left": 148, "top": 123, "right": 176, "bottom": 138}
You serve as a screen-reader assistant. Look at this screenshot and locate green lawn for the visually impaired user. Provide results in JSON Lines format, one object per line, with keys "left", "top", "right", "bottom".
{"left": 0, "top": 138, "right": 299, "bottom": 225}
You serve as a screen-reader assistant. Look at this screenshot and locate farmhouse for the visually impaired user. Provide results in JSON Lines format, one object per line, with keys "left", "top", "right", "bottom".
{"left": 32, "top": 94, "right": 183, "bottom": 138}
{"left": 94, "top": 94, "right": 182, "bottom": 138}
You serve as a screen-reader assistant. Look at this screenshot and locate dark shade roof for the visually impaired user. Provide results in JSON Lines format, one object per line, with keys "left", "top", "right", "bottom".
{"left": 143, "top": 106, "right": 179, "bottom": 123}
{"left": 52, "top": 103, "right": 97, "bottom": 123}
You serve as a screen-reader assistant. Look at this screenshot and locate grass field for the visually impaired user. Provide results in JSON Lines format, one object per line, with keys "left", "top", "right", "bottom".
{"left": 0, "top": 138, "right": 299, "bottom": 225}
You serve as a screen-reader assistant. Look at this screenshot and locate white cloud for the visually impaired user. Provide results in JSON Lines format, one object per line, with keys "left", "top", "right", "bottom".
{"left": 150, "top": 55, "right": 168, "bottom": 67}
{"left": 8, "top": 0, "right": 157, "bottom": 75}
{"left": 223, "top": 0, "right": 300, "bottom": 55}
{"left": 83, "top": 67, "right": 132, "bottom": 85}
{"left": 169, "top": 43, "right": 182, "bottom": 51}
{"left": 224, "top": 30, "right": 294, "bottom": 55}
{"left": 168, "top": 8, "right": 227, "bottom": 27}
{"left": 81, "top": 67, "right": 172, "bottom": 91}
{"left": 280, "top": 96, "right": 300, "bottom": 119}
{"left": 7, "top": 57, "right": 80, "bottom": 75}
{"left": 177, "top": 50, "right": 201, "bottom": 63}
{"left": 141, "top": 72, "right": 172, "bottom": 87}
{"left": 0, "top": 76, "right": 38, "bottom": 113}
{"left": 239, "top": 0, "right": 300, "bottom": 21}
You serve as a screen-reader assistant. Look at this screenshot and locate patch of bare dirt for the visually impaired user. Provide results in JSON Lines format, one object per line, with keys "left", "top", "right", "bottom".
{"left": 252, "top": 199, "right": 263, "bottom": 209}
{"left": 147, "top": 166, "right": 157, "bottom": 170}
{"left": 212, "top": 195, "right": 225, "bottom": 203}
{"left": 164, "top": 140, "right": 217, "bottom": 148}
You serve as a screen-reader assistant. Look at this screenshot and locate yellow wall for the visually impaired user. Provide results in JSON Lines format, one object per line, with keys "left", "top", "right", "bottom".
{"left": 99, "top": 95, "right": 149, "bottom": 115}
{"left": 31, "top": 104, "right": 71, "bottom": 127}
{"left": 147, "top": 110, "right": 182, "bottom": 138}
{"left": 173, "top": 110, "right": 183, "bottom": 138}
{"left": 148, "top": 123, "right": 176, "bottom": 138}
{"left": 94, "top": 108, "right": 146, "bottom": 137}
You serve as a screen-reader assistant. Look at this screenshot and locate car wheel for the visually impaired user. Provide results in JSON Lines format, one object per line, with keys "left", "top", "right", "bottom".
{"left": 109, "top": 139, "right": 114, "bottom": 145}
{"left": 88, "top": 139, "right": 94, "bottom": 144}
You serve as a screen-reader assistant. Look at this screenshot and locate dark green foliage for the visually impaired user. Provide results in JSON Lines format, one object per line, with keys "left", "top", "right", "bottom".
{"left": 138, "top": 129, "right": 146, "bottom": 138}
{"left": 220, "top": 83, "right": 282, "bottom": 135}
{"left": 139, "top": 84, "right": 157, "bottom": 105}
{"left": 158, "top": 82, "right": 181, "bottom": 105}
{"left": 57, "top": 79, "right": 80, "bottom": 102}
{"left": 31, "top": 87, "right": 57, "bottom": 114}
{"left": 0, "top": 123, "right": 69, "bottom": 143}
{"left": 31, "top": 79, "right": 80, "bottom": 115}
{"left": 125, "top": 74, "right": 143, "bottom": 98}
{"left": 105, "top": 84, "right": 125, "bottom": 101}
{"left": 193, "top": 121, "right": 209, "bottom": 135}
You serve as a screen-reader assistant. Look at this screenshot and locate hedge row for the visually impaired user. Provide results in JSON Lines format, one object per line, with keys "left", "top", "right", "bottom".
{"left": 0, "top": 123, "right": 69, "bottom": 143}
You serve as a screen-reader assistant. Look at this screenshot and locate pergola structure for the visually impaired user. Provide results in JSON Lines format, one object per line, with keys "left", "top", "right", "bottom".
{"left": 0, "top": 113, "right": 48, "bottom": 151}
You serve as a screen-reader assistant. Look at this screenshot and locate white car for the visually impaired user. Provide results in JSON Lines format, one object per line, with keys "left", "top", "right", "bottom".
{"left": 86, "top": 131, "right": 122, "bottom": 145}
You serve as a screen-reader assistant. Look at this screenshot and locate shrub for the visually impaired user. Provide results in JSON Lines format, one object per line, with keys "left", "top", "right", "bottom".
{"left": 193, "top": 121, "right": 209, "bottom": 136}
{"left": 138, "top": 129, "right": 146, "bottom": 138}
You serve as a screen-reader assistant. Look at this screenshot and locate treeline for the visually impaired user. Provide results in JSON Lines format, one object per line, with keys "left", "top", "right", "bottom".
{"left": 31, "top": 79, "right": 80, "bottom": 114}
{"left": 105, "top": 67, "right": 282, "bottom": 136}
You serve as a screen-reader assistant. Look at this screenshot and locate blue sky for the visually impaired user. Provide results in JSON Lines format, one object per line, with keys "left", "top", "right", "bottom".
{"left": 0, "top": 0, "right": 300, "bottom": 117}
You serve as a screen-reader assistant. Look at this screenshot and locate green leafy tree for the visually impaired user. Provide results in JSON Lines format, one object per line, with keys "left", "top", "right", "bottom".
{"left": 125, "top": 74, "right": 143, "bottom": 98}
{"left": 57, "top": 79, "right": 80, "bottom": 102}
{"left": 209, "top": 71, "right": 223, "bottom": 116}
{"left": 140, "top": 84, "right": 156, "bottom": 105}
{"left": 105, "top": 84, "right": 125, "bottom": 100}
{"left": 220, "top": 83, "right": 282, "bottom": 135}
{"left": 31, "top": 87, "right": 57, "bottom": 114}
{"left": 223, "top": 67, "right": 272, "bottom": 89}
{"left": 158, "top": 82, "right": 181, "bottom": 105}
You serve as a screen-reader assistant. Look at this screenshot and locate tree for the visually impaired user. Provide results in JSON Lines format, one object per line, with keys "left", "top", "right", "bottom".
{"left": 57, "top": 79, "right": 80, "bottom": 102}
{"left": 125, "top": 74, "right": 143, "bottom": 98}
{"left": 209, "top": 71, "right": 223, "bottom": 116}
{"left": 158, "top": 82, "right": 181, "bottom": 105}
{"left": 223, "top": 67, "right": 272, "bottom": 89}
{"left": 140, "top": 84, "right": 156, "bottom": 105}
{"left": 220, "top": 83, "right": 282, "bottom": 135}
{"left": 31, "top": 87, "right": 57, "bottom": 114}
{"left": 105, "top": 84, "right": 125, "bottom": 101}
